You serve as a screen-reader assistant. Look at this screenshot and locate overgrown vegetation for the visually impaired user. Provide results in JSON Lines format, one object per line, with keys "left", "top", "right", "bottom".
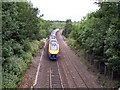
{"left": 63, "top": 2, "right": 120, "bottom": 88}
{"left": 2, "top": 2, "right": 52, "bottom": 88}
{"left": 62, "top": 19, "right": 72, "bottom": 38}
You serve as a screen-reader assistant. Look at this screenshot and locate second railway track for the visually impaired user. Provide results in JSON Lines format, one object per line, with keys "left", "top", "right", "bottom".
{"left": 32, "top": 29, "right": 100, "bottom": 88}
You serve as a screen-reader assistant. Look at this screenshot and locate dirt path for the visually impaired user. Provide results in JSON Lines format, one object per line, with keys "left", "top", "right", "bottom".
{"left": 19, "top": 30, "right": 102, "bottom": 88}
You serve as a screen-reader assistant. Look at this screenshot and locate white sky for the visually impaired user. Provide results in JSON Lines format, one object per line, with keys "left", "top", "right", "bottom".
{"left": 28, "top": 0, "right": 100, "bottom": 21}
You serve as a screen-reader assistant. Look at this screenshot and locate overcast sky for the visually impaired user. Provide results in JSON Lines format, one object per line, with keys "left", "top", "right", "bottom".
{"left": 28, "top": 0, "right": 99, "bottom": 21}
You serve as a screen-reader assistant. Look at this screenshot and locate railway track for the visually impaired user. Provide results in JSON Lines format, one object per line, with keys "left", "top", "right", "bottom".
{"left": 33, "top": 41, "right": 64, "bottom": 88}
{"left": 32, "top": 30, "right": 100, "bottom": 88}
{"left": 57, "top": 33, "right": 89, "bottom": 88}
{"left": 50, "top": 61, "right": 63, "bottom": 88}
{"left": 60, "top": 41, "right": 89, "bottom": 88}
{"left": 57, "top": 30, "right": 99, "bottom": 88}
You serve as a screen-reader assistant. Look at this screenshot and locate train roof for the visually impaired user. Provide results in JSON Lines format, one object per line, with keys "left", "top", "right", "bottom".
{"left": 50, "top": 35, "right": 56, "bottom": 39}
{"left": 50, "top": 39, "right": 58, "bottom": 44}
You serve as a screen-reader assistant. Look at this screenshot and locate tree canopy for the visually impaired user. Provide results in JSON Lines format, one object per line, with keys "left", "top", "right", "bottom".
{"left": 2, "top": 2, "right": 52, "bottom": 88}
{"left": 63, "top": 2, "right": 120, "bottom": 82}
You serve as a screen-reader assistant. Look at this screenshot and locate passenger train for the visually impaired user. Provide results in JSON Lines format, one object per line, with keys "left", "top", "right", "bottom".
{"left": 48, "top": 29, "right": 60, "bottom": 60}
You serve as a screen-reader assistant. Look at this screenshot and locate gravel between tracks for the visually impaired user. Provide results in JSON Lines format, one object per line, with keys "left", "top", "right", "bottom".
{"left": 19, "top": 30, "right": 102, "bottom": 88}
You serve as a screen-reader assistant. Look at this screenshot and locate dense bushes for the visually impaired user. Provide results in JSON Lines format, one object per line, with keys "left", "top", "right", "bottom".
{"left": 3, "top": 56, "right": 27, "bottom": 88}
{"left": 63, "top": 2, "right": 120, "bottom": 82}
{"left": 62, "top": 19, "right": 72, "bottom": 38}
{"left": 2, "top": 40, "right": 42, "bottom": 88}
{"left": 2, "top": 2, "right": 51, "bottom": 88}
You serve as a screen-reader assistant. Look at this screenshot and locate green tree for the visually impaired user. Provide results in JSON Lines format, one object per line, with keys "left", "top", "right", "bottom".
{"left": 62, "top": 19, "right": 72, "bottom": 37}
{"left": 2, "top": 2, "right": 52, "bottom": 88}
{"left": 67, "top": 2, "right": 120, "bottom": 80}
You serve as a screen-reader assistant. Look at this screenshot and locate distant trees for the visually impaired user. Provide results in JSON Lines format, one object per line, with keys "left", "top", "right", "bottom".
{"left": 51, "top": 21, "right": 65, "bottom": 30}
{"left": 62, "top": 19, "right": 72, "bottom": 37}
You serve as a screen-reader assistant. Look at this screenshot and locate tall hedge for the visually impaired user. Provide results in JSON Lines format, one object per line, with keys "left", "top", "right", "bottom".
{"left": 2, "top": 2, "right": 52, "bottom": 88}
{"left": 65, "top": 2, "right": 120, "bottom": 79}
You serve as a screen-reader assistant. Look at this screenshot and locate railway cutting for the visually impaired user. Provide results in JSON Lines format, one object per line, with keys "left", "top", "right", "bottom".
{"left": 32, "top": 29, "right": 101, "bottom": 88}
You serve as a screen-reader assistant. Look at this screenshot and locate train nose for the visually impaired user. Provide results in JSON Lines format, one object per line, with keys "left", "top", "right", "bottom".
{"left": 51, "top": 54, "right": 56, "bottom": 58}
{"left": 48, "top": 54, "right": 59, "bottom": 59}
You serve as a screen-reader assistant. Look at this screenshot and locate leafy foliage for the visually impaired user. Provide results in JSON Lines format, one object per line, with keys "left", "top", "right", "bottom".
{"left": 62, "top": 19, "right": 72, "bottom": 37}
{"left": 64, "top": 2, "right": 120, "bottom": 78}
{"left": 2, "top": 2, "right": 52, "bottom": 88}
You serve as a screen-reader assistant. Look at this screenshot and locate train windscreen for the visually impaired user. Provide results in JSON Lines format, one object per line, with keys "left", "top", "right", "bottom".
{"left": 50, "top": 43, "right": 58, "bottom": 51}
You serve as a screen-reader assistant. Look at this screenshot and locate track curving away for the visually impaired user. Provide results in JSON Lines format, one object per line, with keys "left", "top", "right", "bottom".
{"left": 33, "top": 30, "right": 101, "bottom": 89}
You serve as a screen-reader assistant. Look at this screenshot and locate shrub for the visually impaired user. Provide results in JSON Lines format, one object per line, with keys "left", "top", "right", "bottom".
{"left": 2, "top": 56, "right": 27, "bottom": 88}
{"left": 3, "top": 56, "right": 27, "bottom": 75}
{"left": 2, "top": 71, "right": 19, "bottom": 88}
{"left": 22, "top": 40, "right": 40, "bottom": 55}
{"left": 11, "top": 42, "right": 24, "bottom": 55}
{"left": 22, "top": 39, "right": 31, "bottom": 52}
{"left": 30, "top": 42, "right": 39, "bottom": 55}
{"left": 34, "top": 40, "right": 41, "bottom": 46}
{"left": 2, "top": 41, "right": 14, "bottom": 58}
{"left": 21, "top": 52, "right": 33, "bottom": 65}
{"left": 2, "top": 45, "right": 13, "bottom": 58}
{"left": 67, "top": 38, "right": 79, "bottom": 50}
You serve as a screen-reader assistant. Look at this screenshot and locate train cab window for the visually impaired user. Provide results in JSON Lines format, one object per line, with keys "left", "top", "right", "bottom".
{"left": 50, "top": 43, "right": 58, "bottom": 51}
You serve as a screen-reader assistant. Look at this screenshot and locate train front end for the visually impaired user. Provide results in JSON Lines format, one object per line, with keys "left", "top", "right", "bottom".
{"left": 48, "top": 43, "right": 60, "bottom": 60}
